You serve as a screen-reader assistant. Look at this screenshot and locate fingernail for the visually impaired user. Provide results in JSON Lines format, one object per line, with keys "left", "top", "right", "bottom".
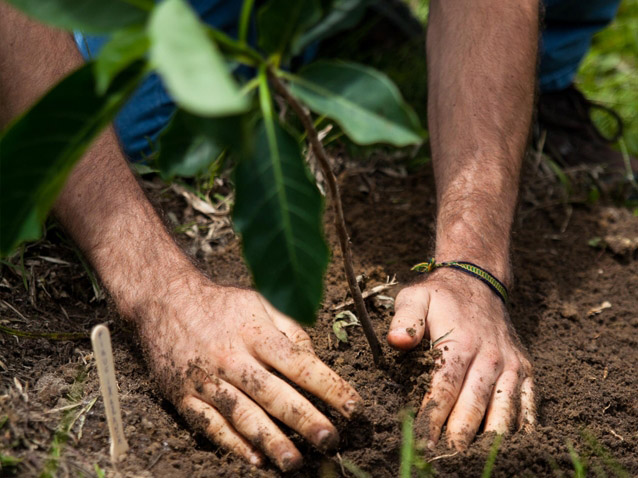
{"left": 280, "top": 452, "right": 302, "bottom": 472}
{"left": 344, "top": 400, "right": 356, "bottom": 412}
{"left": 316, "top": 429, "right": 338, "bottom": 451}
{"left": 426, "top": 440, "right": 436, "bottom": 451}
{"left": 250, "top": 454, "right": 262, "bottom": 466}
{"left": 343, "top": 400, "right": 361, "bottom": 418}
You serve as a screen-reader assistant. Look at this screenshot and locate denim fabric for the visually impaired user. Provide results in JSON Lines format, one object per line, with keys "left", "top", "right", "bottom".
{"left": 539, "top": 0, "right": 621, "bottom": 92}
{"left": 74, "top": 1, "right": 241, "bottom": 161}
{"left": 74, "top": 0, "right": 621, "bottom": 160}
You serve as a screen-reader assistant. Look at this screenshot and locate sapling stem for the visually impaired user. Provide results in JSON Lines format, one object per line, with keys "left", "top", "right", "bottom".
{"left": 268, "top": 69, "right": 384, "bottom": 367}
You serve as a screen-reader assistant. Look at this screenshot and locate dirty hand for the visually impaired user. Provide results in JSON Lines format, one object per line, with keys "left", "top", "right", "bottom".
{"left": 387, "top": 270, "right": 535, "bottom": 450}
{"left": 137, "top": 274, "right": 361, "bottom": 471}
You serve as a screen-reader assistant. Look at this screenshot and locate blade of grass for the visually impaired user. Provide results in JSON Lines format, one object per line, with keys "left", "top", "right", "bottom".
{"left": 581, "top": 430, "right": 629, "bottom": 478}
{"left": 481, "top": 434, "right": 503, "bottom": 478}
{"left": 0, "top": 323, "right": 88, "bottom": 341}
{"left": 567, "top": 442, "right": 586, "bottom": 478}
{"left": 400, "top": 410, "right": 415, "bottom": 478}
{"left": 341, "top": 459, "right": 372, "bottom": 478}
{"left": 39, "top": 366, "right": 89, "bottom": 478}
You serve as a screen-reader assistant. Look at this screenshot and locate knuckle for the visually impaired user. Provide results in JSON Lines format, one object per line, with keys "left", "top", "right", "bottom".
{"left": 433, "top": 383, "right": 457, "bottom": 406}
{"left": 289, "top": 328, "right": 312, "bottom": 348}
{"left": 482, "top": 349, "right": 504, "bottom": 371}
{"left": 206, "top": 417, "right": 226, "bottom": 439}
{"left": 466, "top": 401, "right": 485, "bottom": 420}
{"left": 395, "top": 286, "right": 422, "bottom": 308}
{"left": 232, "top": 405, "right": 258, "bottom": 430}
{"left": 289, "top": 405, "right": 316, "bottom": 433}
{"left": 261, "top": 381, "right": 285, "bottom": 409}
{"left": 288, "top": 353, "right": 317, "bottom": 383}
{"left": 503, "top": 361, "right": 524, "bottom": 380}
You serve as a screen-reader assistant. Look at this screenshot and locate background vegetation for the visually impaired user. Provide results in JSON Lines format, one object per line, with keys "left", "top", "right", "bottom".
{"left": 576, "top": 0, "right": 638, "bottom": 156}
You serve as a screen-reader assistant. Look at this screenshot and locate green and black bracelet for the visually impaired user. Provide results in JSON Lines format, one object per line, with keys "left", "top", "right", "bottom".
{"left": 411, "top": 258, "right": 509, "bottom": 304}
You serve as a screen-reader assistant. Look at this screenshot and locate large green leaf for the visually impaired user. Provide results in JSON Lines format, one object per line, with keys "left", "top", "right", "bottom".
{"left": 0, "top": 62, "right": 144, "bottom": 256}
{"left": 257, "top": 0, "right": 322, "bottom": 58}
{"left": 288, "top": 60, "right": 425, "bottom": 146}
{"left": 157, "top": 110, "right": 245, "bottom": 179}
{"left": 5, "top": 0, "right": 150, "bottom": 33}
{"left": 94, "top": 26, "right": 149, "bottom": 94}
{"left": 148, "top": 0, "right": 249, "bottom": 117}
{"left": 292, "top": 0, "right": 371, "bottom": 55}
{"left": 233, "top": 119, "right": 329, "bottom": 325}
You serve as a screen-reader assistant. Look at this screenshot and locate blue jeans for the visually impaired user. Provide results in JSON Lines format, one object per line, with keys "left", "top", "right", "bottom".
{"left": 74, "top": 0, "right": 621, "bottom": 161}
{"left": 540, "top": 0, "right": 621, "bottom": 92}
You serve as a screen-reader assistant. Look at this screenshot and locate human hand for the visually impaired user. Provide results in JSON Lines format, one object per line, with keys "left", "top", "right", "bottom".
{"left": 135, "top": 274, "right": 361, "bottom": 471}
{"left": 387, "top": 270, "right": 535, "bottom": 450}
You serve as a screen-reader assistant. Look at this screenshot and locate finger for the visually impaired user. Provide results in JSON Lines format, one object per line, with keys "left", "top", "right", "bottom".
{"left": 180, "top": 395, "right": 264, "bottom": 467}
{"left": 446, "top": 356, "right": 503, "bottom": 451}
{"left": 224, "top": 358, "right": 341, "bottom": 452}
{"left": 196, "top": 377, "right": 302, "bottom": 471}
{"left": 259, "top": 297, "right": 314, "bottom": 352}
{"left": 250, "top": 329, "right": 362, "bottom": 418}
{"left": 517, "top": 376, "right": 536, "bottom": 433}
{"left": 388, "top": 287, "right": 430, "bottom": 350}
{"left": 483, "top": 368, "right": 520, "bottom": 434}
{"left": 416, "top": 344, "right": 473, "bottom": 447}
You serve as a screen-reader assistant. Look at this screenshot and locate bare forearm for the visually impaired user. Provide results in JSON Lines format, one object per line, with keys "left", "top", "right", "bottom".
{"left": 53, "top": 131, "right": 198, "bottom": 319}
{"left": 427, "top": 0, "right": 538, "bottom": 282}
{"left": 0, "top": 4, "right": 194, "bottom": 319}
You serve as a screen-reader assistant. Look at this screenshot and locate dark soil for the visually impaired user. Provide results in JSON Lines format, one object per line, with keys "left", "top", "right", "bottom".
{"left": 1, "top": 155, "right": 637, "bottom": 478}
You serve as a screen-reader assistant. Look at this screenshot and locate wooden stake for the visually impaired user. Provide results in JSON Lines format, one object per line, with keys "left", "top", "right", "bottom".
{"left": 91, "top": 324, "right": 129, "bottom": 461}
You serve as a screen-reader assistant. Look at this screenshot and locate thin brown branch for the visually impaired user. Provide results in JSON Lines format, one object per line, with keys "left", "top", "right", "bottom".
{"left": 268, "top": 69, "right": 384, "bottom": 367}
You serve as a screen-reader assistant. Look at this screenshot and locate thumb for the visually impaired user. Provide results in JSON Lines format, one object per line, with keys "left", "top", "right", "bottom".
{"left": 387, "top": 286, "right": 430, "bottom": 350}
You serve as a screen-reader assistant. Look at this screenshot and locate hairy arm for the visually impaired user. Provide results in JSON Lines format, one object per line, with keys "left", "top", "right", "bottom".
{"left": 1, "top": 4, "right": 361, "bottom": 471}
{"left": 388, "top": 0, "right": 539, "bottom": 450}
{"left": 428, "top": 0, "right": 537, "bottom": 278}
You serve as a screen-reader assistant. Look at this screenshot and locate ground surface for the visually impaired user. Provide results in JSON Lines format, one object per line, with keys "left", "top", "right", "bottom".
{"left": 1, "top": 155, "right": 637, "bottom": 478}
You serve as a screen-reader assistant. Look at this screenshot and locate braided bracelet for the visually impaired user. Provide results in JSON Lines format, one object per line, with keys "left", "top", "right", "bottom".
{"left": 411, "top": 258, "right": 509, "bottom": 304}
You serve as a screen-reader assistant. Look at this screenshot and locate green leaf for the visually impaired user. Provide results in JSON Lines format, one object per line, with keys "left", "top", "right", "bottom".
{"left": 257, "top": 0, "right": 322, "bottom": 58}
{"left": 148, "top": 0, "right": 249, "bottom": 117}
{"left": 0, "top": 452, "right": 22, "bottom": 468}
{"left": 0, "top": 62, "right": 144, "bottom": 256}
{"left": 288, "top": 60, "right": 424, "bottom": 146}
{"left": 292, "top": 0, "right": 371, "bottom": 55}
{"left": 233, "top": 118, "right": 329, "bottom": 325}
{"left": 5, "top": 0, "right": 150, "bottom": 33}
{"left": 157, "top": 110, "right": 245, "bottom": 179}
{"left": 94, "top": 26, "right": 149, "bottom": 94}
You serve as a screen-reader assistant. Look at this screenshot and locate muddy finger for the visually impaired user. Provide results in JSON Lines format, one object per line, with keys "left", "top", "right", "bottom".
{"left": 251, "top": 330, "right": 362, "bottom": 418}
{"left": 517, "top": 376, "right": 536, "bottom": 432}
{"left": 483, "top": 368, "right": 520, "bottom": 434}
{"left": 224, "top": 358, "right": 341, "bottom": 453}
{"left": 387, "top": 287, "right": 430, "bottom": 350}
{"left": 195, "top": 377, "right": 303, "bottom": 471}
{"left": 180, "top": 395, "right": 264, "bottom": 467}
{"left": 416, "top": 349, "right": 472, "bottom": 448}
{"left": 446, "top": 357, "right": 502, "bottom": 451}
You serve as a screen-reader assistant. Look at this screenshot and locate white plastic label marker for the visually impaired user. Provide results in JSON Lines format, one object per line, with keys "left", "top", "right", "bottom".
{"left": 91, "top": 324, "right": 129, "bottom": 461}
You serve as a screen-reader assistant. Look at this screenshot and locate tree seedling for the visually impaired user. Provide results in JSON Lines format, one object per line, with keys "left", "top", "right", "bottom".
{"left": 91, "top": 324, "right": 129, "bottom": 462}
{"left": 2, "top": 0, "right": 425, "bottom": 366}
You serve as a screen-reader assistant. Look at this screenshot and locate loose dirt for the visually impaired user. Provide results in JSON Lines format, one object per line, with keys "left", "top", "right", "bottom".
{"left": 1, "top": 155, "right": 637, "bottom": 478}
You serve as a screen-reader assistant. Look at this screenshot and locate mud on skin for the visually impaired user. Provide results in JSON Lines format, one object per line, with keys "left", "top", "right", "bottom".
{"left": 1, "top": 170, "right": 637, "bottom": 477}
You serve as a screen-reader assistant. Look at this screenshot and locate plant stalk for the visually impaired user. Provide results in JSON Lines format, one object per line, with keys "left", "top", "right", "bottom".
{"left": 268, "top": 69, "right": 384, "bottom": 367}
